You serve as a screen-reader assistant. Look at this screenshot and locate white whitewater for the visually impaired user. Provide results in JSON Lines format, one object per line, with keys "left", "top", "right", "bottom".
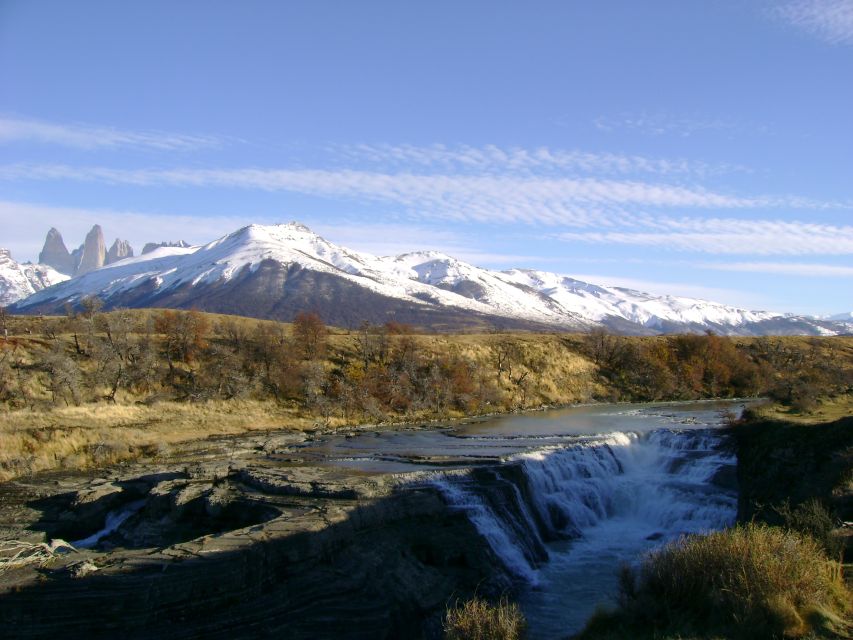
{"left": 432, "top": 426, "right": 737, "bottom": 638}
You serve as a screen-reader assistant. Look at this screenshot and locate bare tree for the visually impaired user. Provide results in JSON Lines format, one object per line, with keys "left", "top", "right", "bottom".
{"left": 292, "top": 312, "right": 327, "bottom": 360}
{"left": 0, "top": 306, "right": 7, "bottom": 340}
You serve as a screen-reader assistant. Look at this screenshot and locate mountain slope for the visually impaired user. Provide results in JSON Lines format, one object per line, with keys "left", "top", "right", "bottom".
{"left": 10, "top": 224, "right": 590, "bottom": 330}
{"left": 9, "top": 222, "right": 850, "bottom": 336}
{"left": 0, "top": 249, "right": 69, "bottom": 306}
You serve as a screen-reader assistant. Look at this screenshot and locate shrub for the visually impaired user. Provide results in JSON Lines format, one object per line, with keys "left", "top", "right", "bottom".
{"left": 444, "top": 596, "right": 526, "bottom": 640}
{"left": 775, "top": 499, "right": 844, "bottom": 560}
{"left": 597, "top": 524, "right": 851, "bottom": 639}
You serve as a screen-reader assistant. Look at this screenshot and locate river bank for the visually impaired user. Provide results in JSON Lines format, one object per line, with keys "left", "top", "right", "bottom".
{"left": 0, "top": 400, "right": 744, "bottom": 638}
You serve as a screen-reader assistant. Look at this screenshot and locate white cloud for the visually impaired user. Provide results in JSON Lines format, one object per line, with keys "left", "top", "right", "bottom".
{"left": 556, "top": 217, "right": 853, "bottom": 255}
{"left": 0, "top": 116, "right": 226, "bottom": 151}
{"left": 700, "top": 261, "right": 853, "bottom": 277}
{"left": 776, "top": 0, "right": 853, "bottom": 45}
{"left": 591, "top": 112, "right": 768, "bottom": 138}
{"left": 332, "top": 143, "right": 746, "bottom": 177}
{"left": 0, "top": 163, "right": 837, "bottom": 232}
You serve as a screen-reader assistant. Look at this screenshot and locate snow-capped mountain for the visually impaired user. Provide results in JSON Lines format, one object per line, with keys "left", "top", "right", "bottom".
{"left": 8, "top": 223, "right": 851, "bottom": 336}
{"left": 0, "top": 249, "right": 69, "bottom": 306}
{"left": 824, "top": 312, "right": 853, "bottom": 334}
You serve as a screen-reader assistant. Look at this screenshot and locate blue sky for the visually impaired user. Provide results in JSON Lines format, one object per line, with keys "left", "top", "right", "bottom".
{"left": 1, "top": 0, "right": 852, "bottom": 315}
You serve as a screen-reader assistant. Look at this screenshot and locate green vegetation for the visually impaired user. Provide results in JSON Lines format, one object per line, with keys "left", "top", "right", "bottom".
{"left": 444, "top": 596, "right": 527, "bottom": 640}
{"left": 578, "top": 524, "right": 851, "bottom": 640}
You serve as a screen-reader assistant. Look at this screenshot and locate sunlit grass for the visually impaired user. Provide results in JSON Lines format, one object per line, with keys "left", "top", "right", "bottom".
{"left": 444, "top": 596, "right": 527, "bottom": 640}
{"left": 579, "top": 523, "right": 852, "bottom": 639}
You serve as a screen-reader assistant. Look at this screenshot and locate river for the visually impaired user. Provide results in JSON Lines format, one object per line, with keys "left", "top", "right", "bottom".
{"left": 294, "top": 400, "right": 741, "bottom": 637}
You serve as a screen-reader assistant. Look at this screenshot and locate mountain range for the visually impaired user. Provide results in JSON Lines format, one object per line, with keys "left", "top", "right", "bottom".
{"left": 5, "top": 222, "right": 852, "bottom": 336}
{"left": 39, "top": 225, "right": 136, "bottom": 277}
{"left": 0, "top": 249, "right": 69, "bottom": 306}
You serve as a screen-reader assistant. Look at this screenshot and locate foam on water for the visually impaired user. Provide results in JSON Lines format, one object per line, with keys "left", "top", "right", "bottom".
{"left": 431, "top": 426, "right": 736, "bottom": 637}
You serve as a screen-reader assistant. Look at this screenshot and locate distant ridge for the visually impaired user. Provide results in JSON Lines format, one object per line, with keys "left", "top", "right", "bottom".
{"left": 0, "top": 248, "right": 69, "bottom": 306}
{"left": 10, "top": 222, "right": 853, "bottom": 336}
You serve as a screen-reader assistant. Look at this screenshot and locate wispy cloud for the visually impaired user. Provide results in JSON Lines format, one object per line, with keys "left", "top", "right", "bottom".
{"left": 592, "top": 112, "right": 768, "bottom": 138}
{"left": 0, "top": 116, "right": 227, "bottom": 151}
{"left": 0, "top": 163, "right": 840, "bottom": 232}
{"left": 332, "top": 143, "right": 746, "bottom": 177}
{"left": 700, "top": 261, "right": 853, "bottom": 277}
{"left": 556, "top": 218, "right": 853, "bottom": 255}
{"left": 775, "top": 0, "right": 853, "bottom": 45}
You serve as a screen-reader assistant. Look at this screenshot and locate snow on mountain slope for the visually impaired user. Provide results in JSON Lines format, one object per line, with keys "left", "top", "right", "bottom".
{"left": 15, "top": 223, "right": 588, "bottom": 327}
{"left": 499, "top": 269, "right": 778, "bottom": 328}
{"left": 824, "top": 312, "right": 853, "bottom": 333}
{"left": 385, "top": 251, "right": 580, "bottom": 323}
{"left": 0, "top": 249, "right": 69, "bottom": 305}
{"left": 9, "top": 222, "right": 848, "bottom": 335}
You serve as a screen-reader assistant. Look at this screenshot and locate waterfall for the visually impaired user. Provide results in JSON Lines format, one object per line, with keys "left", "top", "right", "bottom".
{"left": 430, "top": 427, "right": 737, "bottom": 584}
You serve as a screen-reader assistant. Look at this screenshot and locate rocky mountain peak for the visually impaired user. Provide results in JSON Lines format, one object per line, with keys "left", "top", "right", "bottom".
{"left": 75, "top": 225, "right": 106, "bottom": 276}
{"left": 106, "top": 238, "right": 134, "bottom": 265}
{"left": 38, "top": 227, "right": 75, "bottom": 275}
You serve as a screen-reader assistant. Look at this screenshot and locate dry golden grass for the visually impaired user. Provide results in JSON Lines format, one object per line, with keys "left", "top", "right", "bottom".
{"left": 0, "top": 400, "right": 323, "bottom": 482}
{"left": 0, "top": 329, "right": 602, "bottom": 482}
{"left": 3, "top": 310, "right": 850, "bottom": 483}
{"left": 581, "top": 524, "right": 852, "bottom": 639}
{"left": 444, "top": 597, "right": 527, "bottom": 640}
{"left": 751, "top": 394, "right": 853, "bottom": 425}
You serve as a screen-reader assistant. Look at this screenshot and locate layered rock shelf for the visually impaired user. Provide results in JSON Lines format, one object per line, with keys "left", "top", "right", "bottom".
{"left": 0, "top": 430, "right": 509, "bottom": 639}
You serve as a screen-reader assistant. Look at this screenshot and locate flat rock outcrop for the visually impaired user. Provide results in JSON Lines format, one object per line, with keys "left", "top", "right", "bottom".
{"left": 0, "top": 436, "right": 510, "bottom": 639}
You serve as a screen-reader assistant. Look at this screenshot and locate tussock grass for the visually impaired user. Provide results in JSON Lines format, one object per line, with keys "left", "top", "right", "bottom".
{"left": 579, "top": 524, "right": 852, "bottom": 639}
{"left": 444, "top": 597, "right": 527, "bottom": 640}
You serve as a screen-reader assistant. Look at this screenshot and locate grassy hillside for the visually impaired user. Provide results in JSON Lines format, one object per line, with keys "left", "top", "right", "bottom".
{"left": 1, "top": 308, "right": 851, "bottom": 482}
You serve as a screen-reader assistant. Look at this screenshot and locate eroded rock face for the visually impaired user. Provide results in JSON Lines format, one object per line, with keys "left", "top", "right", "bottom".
{"left": 0, "top": 447, "right": 509, "bottom": 639}
{"left": 105, "top": 239, "right": 134, "bottom": 265}
{"left": 38, "top": 228, "right": 75, "bottom": 275}
{"left": 75, "top": 225, "right": 106, "bottom": 275}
